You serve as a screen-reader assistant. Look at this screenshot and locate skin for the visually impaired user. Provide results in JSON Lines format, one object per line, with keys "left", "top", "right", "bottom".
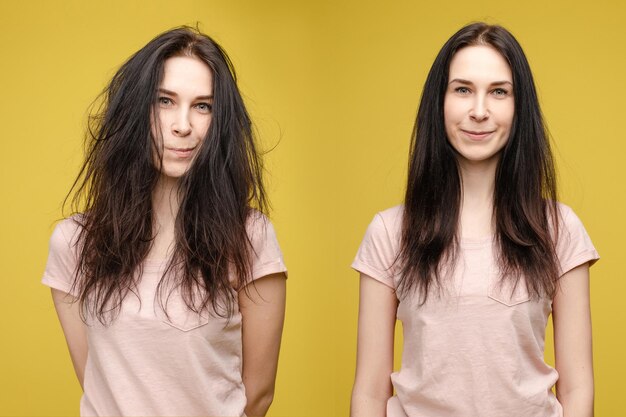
{"left": 153, "top": 55, "right": 213, "bottom": 182}
{"left": 150, "top": 55, "right": 214, "bottom": 261}
{"left": 553, "top": 264, "right": 594, "bottom": 417}
{"left": 240, "top": 273, "right": 287, "bottom": 416}
{"left": 51, "top": 289, "right": 87, "bottom": 389}
{"left": 444, "top": 45, "right": 514, "bottom": 176}
{"left": 351, "top": 45, "right": 593, "bottom": 417}
{"left": 350, "top": 276, "right": 397, "bottom": 417}
{"left": 51, "top": 55, "right": 286, "bottom": 417}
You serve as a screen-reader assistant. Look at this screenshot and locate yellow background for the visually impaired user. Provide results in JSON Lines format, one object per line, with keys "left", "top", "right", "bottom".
{"left": 1, "top": 0, "right": 623, "bottom": 415}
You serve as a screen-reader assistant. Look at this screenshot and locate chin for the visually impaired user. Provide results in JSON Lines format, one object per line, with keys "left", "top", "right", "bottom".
{"left": 159, "top": 170, "right": 187, "bottom": 181}
{"left": 160, "top": 163, "right": 192, "bottom": 178}
{"left": 459, "top": 152, "right": 502, "bottom": 165}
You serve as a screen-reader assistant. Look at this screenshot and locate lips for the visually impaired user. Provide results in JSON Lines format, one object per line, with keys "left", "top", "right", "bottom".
{"left": 166, "top": 146, "right": 196, "bottom": 158}
{"left": 461, "top": 129, "right": 495, "bottom": 140}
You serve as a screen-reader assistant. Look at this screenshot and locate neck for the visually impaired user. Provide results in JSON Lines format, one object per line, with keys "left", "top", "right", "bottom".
{"left": 457, "top": 157, "right": 499, "bottom": 239}
{"left": 152, "top": 176, "right": 180, "bottom": 230}
{"left": 459, "top": 158, "right": 497, "bottom": 205}
{"left": 146, "top": 176, "right": 181, "bottom": 261}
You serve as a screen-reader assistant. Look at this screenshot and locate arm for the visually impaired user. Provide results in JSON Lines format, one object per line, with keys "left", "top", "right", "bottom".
{"left": 552, "top": 263, "right": 594, "bottom": 417}
{"left": 351, "top": 274, "right": 398, "bottom": 417}
{"left": 51, "top": 288, "right": 88, "bottom": 390}
{"left": 239, "top": 273, "right": 287, "bottom": 417}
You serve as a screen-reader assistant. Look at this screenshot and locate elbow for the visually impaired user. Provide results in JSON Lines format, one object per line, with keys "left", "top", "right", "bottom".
{"left": 556, "top": 382, "right": 594, "bottom": 415}
{"left": 254, "top": 390, "right": 275, "bottom": 411}
{"left": 350, "top": 380, "right": 392, "bottom": 417}
{"left": 245, "top": 387, "right": 275, "bottom": 417}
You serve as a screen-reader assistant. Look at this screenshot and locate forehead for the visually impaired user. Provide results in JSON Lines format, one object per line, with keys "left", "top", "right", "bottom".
{"left": 448, "top": 45, "right": 512, "bottom": 82}
{"left": 160, "top": 55, "right": 213, "bottom": 92}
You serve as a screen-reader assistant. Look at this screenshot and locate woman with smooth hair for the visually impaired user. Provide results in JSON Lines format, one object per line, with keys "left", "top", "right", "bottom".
{"left": 351, "top": 23, "right": 598, "bottom": 416}
{"left": 42, "top": 27, "right": 287, "bottom": 417}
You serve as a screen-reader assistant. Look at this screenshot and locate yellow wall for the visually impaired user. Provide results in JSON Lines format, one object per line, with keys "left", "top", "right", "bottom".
{"left": 0, "top": 0, "right": 623, "bottom": 415}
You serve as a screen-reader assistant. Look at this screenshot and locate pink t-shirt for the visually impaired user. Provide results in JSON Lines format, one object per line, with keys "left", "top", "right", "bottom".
{"left": 352, "top": 203, "right": 599, "bottom": 417}
{"left": 42, "top": 212, "right": 287, "bottom": 417}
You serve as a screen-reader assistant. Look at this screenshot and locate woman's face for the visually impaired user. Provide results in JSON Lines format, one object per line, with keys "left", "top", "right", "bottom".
{"left": 444, "top": 45, "right": 514, "bottom": 168}
{"left": 153, "top": 55, "right": 213, "bottom": 180}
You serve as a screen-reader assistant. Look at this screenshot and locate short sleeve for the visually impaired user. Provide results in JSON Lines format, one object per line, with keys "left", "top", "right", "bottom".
{"left": 41, "top": 218, "right": 81, "bottom": 296}
{"left": 351, "top": 211, "right": 400, "bottom": 289}
{"left": 246, "top": 212, "right": 287, "bottom": 282}
{"left": 556, "top": 204, "right": 600, "bottom": 277}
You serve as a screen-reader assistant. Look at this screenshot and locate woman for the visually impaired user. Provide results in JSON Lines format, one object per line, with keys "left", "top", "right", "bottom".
{"left": 42, "top": 27, "right": 287, "bottom": 417}
{"left": 351, "top": 23, "right": 598, "bottom": 416}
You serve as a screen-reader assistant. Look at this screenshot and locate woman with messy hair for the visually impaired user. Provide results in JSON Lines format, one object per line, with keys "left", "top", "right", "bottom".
{"left": 43, "top": 27, "right": 287, "bottom": 417}
{"left": 351, "top": 23, "right": 598, "bottom": 417}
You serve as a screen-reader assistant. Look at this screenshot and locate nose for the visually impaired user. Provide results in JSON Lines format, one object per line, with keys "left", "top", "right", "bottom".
{"left": 172, "top": 109, "right": 192, "bottom": 137}
{"left": 469, "top": 97, "right": 489, "bottom": 122}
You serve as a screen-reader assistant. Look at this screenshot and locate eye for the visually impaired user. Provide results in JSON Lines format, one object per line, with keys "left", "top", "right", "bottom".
{"left": 492, "top": 88, "right": 509, "bottom": 97}
{"left": 158, "top": 97, "right": 173, "bottom": 106}
{"left": 195, "top": 102, "right": 213, "bottom": 113}
{"left": 454, "top": 86, "right": 471, "bottom": 95}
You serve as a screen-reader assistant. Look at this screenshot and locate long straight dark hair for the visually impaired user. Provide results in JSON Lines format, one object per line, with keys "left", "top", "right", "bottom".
{"left": 398, "top": 23, "right": 559, "bottom": 303}
{"left": 67, "top": 27, "right": 267, "bottom": 323}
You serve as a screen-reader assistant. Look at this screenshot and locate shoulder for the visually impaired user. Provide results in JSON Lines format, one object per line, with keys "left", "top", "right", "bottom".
{"left": 245, "top": 210, "right": 287, "bottom": 280}
{"left": 555, "top": 201, "right": 575, "bottom": 223}
{"left": 378, "top": 205, "right": 404, "bottom": 223}
{"left": 369, "top": 205, "right": 404, "bottom": 241}
{"left": 43, "top": 216, "right": 84, "bottom": 295}
{"left": 49, "top": 216, "right": 83, "bottom": 253}
{"left": 352, "top": 205, "right": 403, "bottom": 287}
{"left": 554, "top": 202, "right": 590, "bottom": 238}
{"left": 553, "top": 202, "right": 599, "bottom": 275}
{"left": 246, "top": 208, "right": 270, "bottom": 226}
{"left": 245, "top": 209, "right": 276, "bottom": 243}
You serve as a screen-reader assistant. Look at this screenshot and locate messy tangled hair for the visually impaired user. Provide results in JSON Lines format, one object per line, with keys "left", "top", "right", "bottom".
{"left": 67, "top": 26, "right": 267, "bottom": 323}
{"left": 398, "top": 22, "right": 559, "bottom": 303}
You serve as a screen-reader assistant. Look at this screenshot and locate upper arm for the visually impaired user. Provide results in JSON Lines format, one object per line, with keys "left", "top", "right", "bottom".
{"left": 552, "top": 263, "right": 593, "bottom": 398}
{"left": 352, "top": 274, "right": 398, "bottom": 413}
{"left": 51, "top": 288, "right": 88, "bottom": 389}
{"left": 350, "top": 209, "right": 401, "bottom": 415}
{"left": 239, "top": 273, "right": 287, "bottom": 395}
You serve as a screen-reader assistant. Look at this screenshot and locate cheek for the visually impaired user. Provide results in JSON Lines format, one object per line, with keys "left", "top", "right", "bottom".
{"left": 443, "top": 95, "right": 465, "bottom": 121}
{"left": 443, "top": 97, "right": 460, "bottom": 135}
{"left": 149, "top": 120, "right": 164, "bottom": 166}
{"left": 499, "top": 104, "right": 515, "bottom": 132}
{"left": 198, "top": 116, "right": 212, "bottom": 140}
{"left": 150, "top": 112, "right": 166, "bottom": 144}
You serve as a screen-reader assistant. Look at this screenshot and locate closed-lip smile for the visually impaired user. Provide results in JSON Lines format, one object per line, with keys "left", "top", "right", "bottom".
{"left": 461, "top": 129, "right": 495, "bottom": 140}
{"left": 166, "top": 146, "right": 196, "bottom": 157}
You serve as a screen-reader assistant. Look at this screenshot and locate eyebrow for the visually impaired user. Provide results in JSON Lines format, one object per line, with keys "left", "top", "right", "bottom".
{"left": 448, "top": 78, "right": 513, "bottom": 87}
{"left": 158, "top": 88, "right": 213, "bottom": 100}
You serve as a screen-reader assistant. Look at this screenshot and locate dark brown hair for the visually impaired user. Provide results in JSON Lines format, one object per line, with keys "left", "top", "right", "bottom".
{"left": 399, "top": 22, "right": 559, "bottom": 302}
{"left": 67, "top": 26, "right": 267, "bottom": 323}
